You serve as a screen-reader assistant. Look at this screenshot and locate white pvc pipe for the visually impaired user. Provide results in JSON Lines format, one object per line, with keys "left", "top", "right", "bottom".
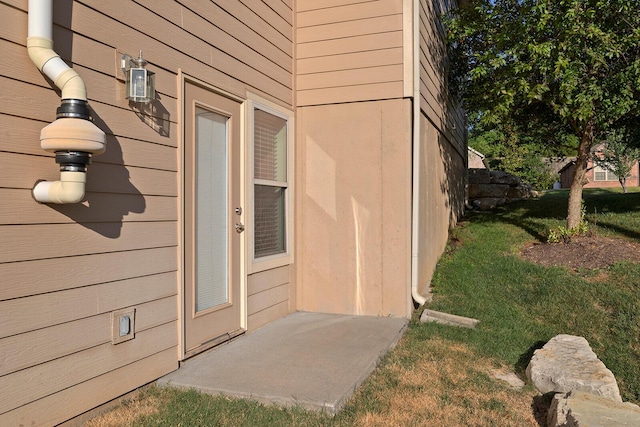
{"left": 27, "top": 0, "right": 52, "bottom": 39}
{"left": 28, "top": 0, "right": 105, "bottom": 204}
{"left": 27, "top": 0, "right": 86, "bottom": 100}
{"left": 32, "top": 171, "right": 87, "bottom": 204}
{"left": 411, "top": 0, "right": 427, "bottom": 307}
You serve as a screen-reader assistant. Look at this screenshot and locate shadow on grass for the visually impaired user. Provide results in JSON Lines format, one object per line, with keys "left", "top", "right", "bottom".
{"left": 465, "top": 189, "right": 640, "bottom": 243}
{"left": 515, "top": 340, "right": 547, "bottom": 377}
{"left": 594, "top": 221, "right": 640, "bottom": 241}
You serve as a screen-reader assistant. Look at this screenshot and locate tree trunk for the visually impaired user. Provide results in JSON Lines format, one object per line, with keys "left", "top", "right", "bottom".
{"left": 620, "top": 177, "right": 627, "bottom": 194}
{"left": 567, "top": 123, "right": 594, "bottom": 229}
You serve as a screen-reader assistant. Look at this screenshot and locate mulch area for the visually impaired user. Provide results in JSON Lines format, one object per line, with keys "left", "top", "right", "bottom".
{"left": 520, "top": 235, "right": 640, "bottom": 270}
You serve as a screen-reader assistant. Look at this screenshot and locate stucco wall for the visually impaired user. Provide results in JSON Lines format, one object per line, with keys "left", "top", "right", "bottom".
{"left": 416, "top": 114, "right": 466, "bottom": 296}
{"left": 296, "top": 98, "right": 413, "bottom": 317}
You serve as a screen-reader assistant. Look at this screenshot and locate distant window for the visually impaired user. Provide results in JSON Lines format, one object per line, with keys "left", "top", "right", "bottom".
{"left": 593, "top": 165, "right": 618, "bottom": 181}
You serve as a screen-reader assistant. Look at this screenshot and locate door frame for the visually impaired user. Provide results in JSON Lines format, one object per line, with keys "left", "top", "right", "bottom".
{"left": 178, "top": 72, "right": 247, "bottom": 361}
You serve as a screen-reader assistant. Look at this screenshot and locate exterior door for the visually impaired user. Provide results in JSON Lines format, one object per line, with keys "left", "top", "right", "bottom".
{"left": 184, "top": 81, "right": 243, "bottom": 357}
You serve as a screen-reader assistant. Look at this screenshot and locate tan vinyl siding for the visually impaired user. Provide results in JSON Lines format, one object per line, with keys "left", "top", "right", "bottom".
{"left": 0, "top": 0, "right": 292, "bottom": 423}
{"left": 415, "top": 0, "right": 467, "bottom": 297}
{"left": 1, "top": 296, "right": 176, "bottom": 377}
{"left": 2, "top": 349, "right": 177, "bottom": 427}
{"left": 296, "top": 0, "right": 405, "bottom": 106}
{"left": 247, "top": 265, "right": 291, "bottom": 331}
{"left": 418, "top": 0, "right": 465, "bottom": 152}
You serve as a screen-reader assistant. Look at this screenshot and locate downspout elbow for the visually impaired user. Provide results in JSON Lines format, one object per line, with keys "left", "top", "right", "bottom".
{"left": 54, "top": 68, "right": 87, "bottom": 101}
{"left": 33, "top": 171, "right": 86, "bottom": 204}
{"left": 27, "top": 36, "right": 87, "bottom": 100}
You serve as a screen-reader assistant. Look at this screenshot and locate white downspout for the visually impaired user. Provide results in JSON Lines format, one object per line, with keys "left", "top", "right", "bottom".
{"left": 27, "top": 0, "right": 86, "bottom": 101}
{"left": 28, "top": 0, "right": 106, "bottom": 204}
{"left": 411, "top": 0, "right": 427, "bottom": 306}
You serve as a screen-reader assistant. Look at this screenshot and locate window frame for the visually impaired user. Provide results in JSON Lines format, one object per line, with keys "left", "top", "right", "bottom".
{"left": 246, "top": 93, "right": 294, "bottom": 274}
{"left": 593, "top": 165, "right": 618, "bottom": 181}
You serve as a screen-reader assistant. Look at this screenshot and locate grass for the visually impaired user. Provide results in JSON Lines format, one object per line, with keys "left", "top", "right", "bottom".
{"left": 88, "top": 188, "right": 640, "bottom": 426}
{"left": 429, "top": 187, "right": 640, "bottom": 401}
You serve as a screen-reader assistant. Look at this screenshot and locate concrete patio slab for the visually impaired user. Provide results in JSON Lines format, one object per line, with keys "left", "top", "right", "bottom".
{"left": 158, "top": 312, "right": 408, "bottom": 414}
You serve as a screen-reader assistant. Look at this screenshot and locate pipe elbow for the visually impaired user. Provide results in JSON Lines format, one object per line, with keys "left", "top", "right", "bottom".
{"left": 56, "top": 69, "right": 87, "bottom": 100}
{"left": 412, "top": 288, "right": 427, "bottom": 306}
{"left": 32, "top": 171, "right": 86, "bottom": 204}
{"left": 27, "top": 36, "right": 54, "bottom": 70}
{"left": 27, "top": 36, "right": 87, "bottom": 101}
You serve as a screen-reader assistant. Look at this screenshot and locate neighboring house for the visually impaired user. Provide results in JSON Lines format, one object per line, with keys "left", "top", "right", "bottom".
{"left": 558, "top": 144, "right": 640, "bottom": 189}
{"left": 543, "top": 156, "right": 575, "bottom": 188}
{"left": 544, "top": 156, "right": 576, "bottom": 177}
{"left": 0, "top": 1, "right": 467, "bottom": 424}
{"left": 468, "top": 146, "right": 487, "bottom": 168}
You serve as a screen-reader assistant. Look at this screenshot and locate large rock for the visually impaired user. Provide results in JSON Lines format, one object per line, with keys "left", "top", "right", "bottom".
{"left": 468, "top": 183, "right": 510, "bottom": 199}
{"left": 507, "top": 184, "right": 532, "bottom": 201}
{"left": 548, "top": 391, "right": 640, "bottom": 427}
{"left": 469, "top": 168, "right": 491, "bottom": 184}
{"left": 490, "top": 170, "right": 522, "bottom": 186}
{"left": 526, "top": 335, "right": 621, "bottom": 402}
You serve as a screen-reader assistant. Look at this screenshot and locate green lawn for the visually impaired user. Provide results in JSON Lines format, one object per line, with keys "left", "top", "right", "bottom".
{"left": 428, "top": 187, "right": 640, "bottom": 402}
{"left": 90, "top": 188, "right": 640, "bottom": 426}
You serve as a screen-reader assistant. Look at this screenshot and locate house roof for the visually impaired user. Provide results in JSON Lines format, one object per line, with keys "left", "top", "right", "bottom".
{"left": 468, "top": 146, "right": 485, "bottom": 159}
{"left": 543, "top": 157, "right": 576, "bottom": 174}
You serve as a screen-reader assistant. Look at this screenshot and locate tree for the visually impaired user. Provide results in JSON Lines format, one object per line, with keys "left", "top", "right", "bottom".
{"left": 468, "top": 113, "right": 565, "bottom": 190}
{"left": 446, "top": 0, "right": 640, "bottom": 228}
{"left": 592, "top": 129, "right": 640, "bottom": 193}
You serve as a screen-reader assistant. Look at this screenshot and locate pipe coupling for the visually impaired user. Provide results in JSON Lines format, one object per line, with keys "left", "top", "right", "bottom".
{"left": 56, "top": 99, "right": 92, "bottom": 120}
{"left": 55, "top": 151, "right": 91, "bottom": 172}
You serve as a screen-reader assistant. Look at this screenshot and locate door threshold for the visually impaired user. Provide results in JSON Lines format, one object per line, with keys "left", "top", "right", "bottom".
{"left": 183, "top": 328, "right": 245, "bottom": 361}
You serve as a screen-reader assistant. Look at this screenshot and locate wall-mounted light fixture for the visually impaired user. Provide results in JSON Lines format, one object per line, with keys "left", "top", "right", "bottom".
{"left": 121, "top": 51, "right": 155, "bottom": 104}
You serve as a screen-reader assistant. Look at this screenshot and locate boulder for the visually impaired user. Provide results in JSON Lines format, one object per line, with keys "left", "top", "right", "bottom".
{"left": 468, "top": 183, "right": 510, "bottom": 199}
{"left": 492, "top": 369, "right": 525, "bottom": 390}
{"left": 526, "top": 335, "right": 621, "bottom": 402}
{"left": 548, "top": 391, "right": 640, "bottom": 427}
{"left": 469, "top": 168, "right": 491, "bottom": 184}
{"left": 507, "top": 185, "right": 532, "bottom": 201}
{"left": 491, "top": 171, "right": 522, "bottom": 187}
{"left": 490, "top": 170, "right": 522, "bottom": 186}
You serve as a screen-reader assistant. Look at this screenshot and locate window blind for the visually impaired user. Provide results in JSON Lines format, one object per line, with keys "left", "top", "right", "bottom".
{"left": 254, "top": 108, "right": 288, "bottom": 257}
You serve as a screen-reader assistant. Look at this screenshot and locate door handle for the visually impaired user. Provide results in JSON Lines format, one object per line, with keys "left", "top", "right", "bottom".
{"left": 234, "top": 223, "right": 245, "bottom": 233}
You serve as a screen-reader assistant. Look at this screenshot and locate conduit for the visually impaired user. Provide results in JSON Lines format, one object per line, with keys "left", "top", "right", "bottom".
{"left": 28, "top": 0, "right": 105, "bottom": 204}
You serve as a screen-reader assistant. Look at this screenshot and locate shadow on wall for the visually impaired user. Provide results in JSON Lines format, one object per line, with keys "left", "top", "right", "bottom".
{"left": 427, "top": 0, "right": 466, "bottom": 142}
{"left": 40, "top": 1, "right": 178, "bottom": 238}
{"left": 424, "top": 0, "right": 468, "bottom": 227}
{"left": 438, "top": 132, "right": 466, "bottom": 227}
{"left": 130, "top": 97, "right": 171, "bottom": 137}
{"left": 45, "top": 111, "right": 146, "bottom": 239}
